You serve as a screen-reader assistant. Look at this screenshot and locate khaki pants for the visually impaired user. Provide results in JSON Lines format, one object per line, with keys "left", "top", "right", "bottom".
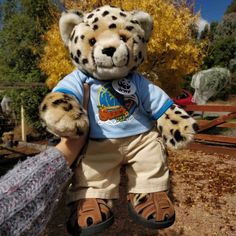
{"left": 67, "top": 128, "right": 169, "bottom": 202}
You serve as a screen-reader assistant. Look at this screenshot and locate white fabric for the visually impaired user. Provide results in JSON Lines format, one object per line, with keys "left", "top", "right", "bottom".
{"left": 191, "top": 67, "right": 231, "bottom": 104}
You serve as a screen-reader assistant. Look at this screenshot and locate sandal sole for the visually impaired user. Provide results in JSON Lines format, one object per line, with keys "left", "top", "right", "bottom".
{"left": 67, "top": 211, "right": 114, "bottom": 236}
{"left": 80, "top": 214, "right": 114, "bottom": 236}
{"left": 128, "top": 202, "right": 175, "bottom": 229}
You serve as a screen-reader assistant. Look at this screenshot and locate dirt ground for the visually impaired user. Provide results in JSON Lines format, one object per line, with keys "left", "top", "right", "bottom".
{"left": 43, "top": 149, "right": 236, "bottom": 236}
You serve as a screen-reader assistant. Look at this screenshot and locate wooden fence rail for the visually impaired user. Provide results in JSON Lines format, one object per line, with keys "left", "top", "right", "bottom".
{"left": 184, "top": 104, "right": 236, "bottom": 156}
{"left": 0, "top": 82, "right": 46, "bottom": 89}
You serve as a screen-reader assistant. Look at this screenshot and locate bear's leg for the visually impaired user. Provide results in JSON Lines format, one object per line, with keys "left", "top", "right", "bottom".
{"left": 125, "top": 128, "right": 175, "bottom": 229}
{"left": 66, "top": 139, "right": 123, "bottom": 235}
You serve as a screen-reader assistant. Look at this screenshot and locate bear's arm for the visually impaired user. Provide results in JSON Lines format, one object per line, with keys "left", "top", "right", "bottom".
{"left": 157, "top": 104, "right": 198, "bottom": 149}
{"left": 136, "top": 74, "right": 198, "bottom": 149}
{"left": 39, "top": 71, "right": 89, "bottom": 138}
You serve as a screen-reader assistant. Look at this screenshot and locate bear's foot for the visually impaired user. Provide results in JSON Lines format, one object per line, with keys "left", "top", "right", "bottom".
{"left": 127, "top": 192, "right": 175, "bottom": 229}
{"left": 67, "top": 198, "right": 114, "bottom": 236}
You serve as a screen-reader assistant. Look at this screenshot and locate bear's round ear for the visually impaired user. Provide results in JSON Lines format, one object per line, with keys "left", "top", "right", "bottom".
{"left": 131, "top": 11, "right": 153, "bottom": 41}
{"left": 59, "top": 10, "right": 84, "bottom": 46}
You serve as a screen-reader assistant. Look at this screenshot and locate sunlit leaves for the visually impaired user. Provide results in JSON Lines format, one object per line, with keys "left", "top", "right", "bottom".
{"left": 39, "top": 23, "right": 75, "bottom": 89}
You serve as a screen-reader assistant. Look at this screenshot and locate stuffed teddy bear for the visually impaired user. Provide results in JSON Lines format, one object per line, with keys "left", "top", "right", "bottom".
{"left": 40, "top": 5, "right": 198, "bottom": 236}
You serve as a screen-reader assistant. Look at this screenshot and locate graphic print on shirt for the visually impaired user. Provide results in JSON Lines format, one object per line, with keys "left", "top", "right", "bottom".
{"left": 97, "top": 82, "right": 138, "bottom": 124}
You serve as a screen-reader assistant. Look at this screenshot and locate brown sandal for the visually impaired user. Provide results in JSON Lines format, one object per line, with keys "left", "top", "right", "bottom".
{"left": 127, "top": 192, "right": 175, "bottom": 229}
{"left": 67, "top": 198, "right": 114, "bottom": 236}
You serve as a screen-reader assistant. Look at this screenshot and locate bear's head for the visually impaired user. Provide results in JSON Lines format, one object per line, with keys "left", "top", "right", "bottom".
{"left": 59, "top": 5, "right": 153, "bottom": 80}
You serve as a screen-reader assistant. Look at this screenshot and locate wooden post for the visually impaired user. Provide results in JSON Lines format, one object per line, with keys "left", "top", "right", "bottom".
{"left": 21, "top": 105, "right": 27, "bottom": 141}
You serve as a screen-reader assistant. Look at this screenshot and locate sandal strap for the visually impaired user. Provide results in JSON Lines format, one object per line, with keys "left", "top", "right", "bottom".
{"left": 78, "top": 198, "right": 110, "bottom": 228}
{"left": 128, "top": 192, "right": 175, "bottom": 222}
{"left": 152, "top": 192, "right": 174, "bottom": 221}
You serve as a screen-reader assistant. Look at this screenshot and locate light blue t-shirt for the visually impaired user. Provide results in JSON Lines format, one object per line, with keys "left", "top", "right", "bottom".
{"left": 53, "top": 69, "right": 173, "bottom": 139}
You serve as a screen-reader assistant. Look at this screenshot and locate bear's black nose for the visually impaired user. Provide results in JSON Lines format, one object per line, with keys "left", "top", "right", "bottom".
{"left": 102, "top": 47, "right": 116, "bottom": 57}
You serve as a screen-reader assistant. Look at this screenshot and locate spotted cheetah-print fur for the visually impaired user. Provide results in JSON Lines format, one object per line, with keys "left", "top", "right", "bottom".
{"left": 60, "top": 5, "right": 153, "bottom": 80}
{"left": 157, "top": 104, "right": 198, "bottom": 149}
{"left": 40, "top": 92, "right": 89, "bottom": 138}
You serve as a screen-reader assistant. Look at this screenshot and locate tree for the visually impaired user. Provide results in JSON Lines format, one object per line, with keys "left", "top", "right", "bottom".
{"left": 39, "top": 0, "right": 205, "bottom": 95}
{"left": 203, "top": 5, "right": 236, "bottom": 70}
{"left": 0, "top": 0, "right": 57, "bottom": 132}
{"left": 203, "top": 36, "right": 236, "bottom": 69}
{"left": 199, "top": 25, "right": 210, "bottom": 40}
{"left": 0, "top": 0, "right": 57, "bottom": 83}
{"left": 0, "top": 14, "right": 42, "bottom": 82}
{"left": 0, "top": 0, "right": 18, "bottom": 26}
{"left": 225, "top": 0, "right": 236, "bottom": 14}
{"left": 39, "top": 23, "right": 75, "bottom": 89}
{"left": 215, "top": 12, "right": 236, "bottom": 39}
{"left": 200, "top": 1, "right": 236, "bottom": 95}
{"left": 20, "top": 0, "right": 58, "bottom": 31}
{"left": 209, "top": 21, "right": 218, "bottom": 41}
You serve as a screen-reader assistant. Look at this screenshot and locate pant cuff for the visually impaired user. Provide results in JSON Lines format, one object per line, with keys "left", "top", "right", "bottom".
{"left": 128, "top": 184, "right": 169, "bottom": 194}
{"left": 66, "top": 190, "right": 119, "bottom": 204}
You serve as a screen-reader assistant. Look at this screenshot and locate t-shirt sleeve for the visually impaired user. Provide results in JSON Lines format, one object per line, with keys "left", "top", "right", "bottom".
{"left": 136, "top": 74, "right": 173, "bottom": 120}
{"left": 52, "top": 71, "right": 84, "bottom": 104}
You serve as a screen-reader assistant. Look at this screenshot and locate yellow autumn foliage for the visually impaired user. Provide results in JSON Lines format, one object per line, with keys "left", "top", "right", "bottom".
{"left": 39, "top": 0, "right": 206, "bottom": 95}
{"left": 39, "top": 23, "right": 75, "bottom": 89}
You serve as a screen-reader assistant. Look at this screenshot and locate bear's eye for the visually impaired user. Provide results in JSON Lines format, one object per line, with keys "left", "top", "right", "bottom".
{"left": 120, "top": 35, "right": 127, "bottom": 42}
{"left": 89, "top": 38, "right": 96, "bottom": 46}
